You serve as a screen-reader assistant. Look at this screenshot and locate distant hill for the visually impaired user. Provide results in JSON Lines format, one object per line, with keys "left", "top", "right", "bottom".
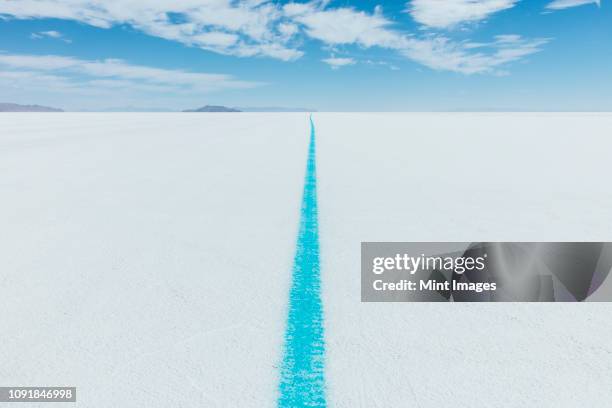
{"left": 183, "top": 105, "right": 241, "bottom": 113}
{"left": 237, "top": 107, "right": 315, "bottom": 112}
{"left": 178, "top": 105, "right": 318, "bottom": 113}
{"left": 0, "top": 103, "right": 63, "bottom": 112}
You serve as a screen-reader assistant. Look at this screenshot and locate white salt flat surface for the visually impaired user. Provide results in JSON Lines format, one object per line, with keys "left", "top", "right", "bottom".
{"left": 316, "top": 113, "right": 612, "bottom": 408}
{"left": 0, "top": 113, "right": 308, "bottom": 407}
{"left": 2, "top": 113, "right": 612, "bottom": 407}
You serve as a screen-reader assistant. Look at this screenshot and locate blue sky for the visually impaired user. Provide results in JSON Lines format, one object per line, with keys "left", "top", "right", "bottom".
{"left": 0, "top": 0, "right": 609, "bottom": 111}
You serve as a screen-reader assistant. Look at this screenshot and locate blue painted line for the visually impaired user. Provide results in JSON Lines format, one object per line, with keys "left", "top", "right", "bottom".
{"left": 278, "top": 115, "right": 326, "bottom": 407}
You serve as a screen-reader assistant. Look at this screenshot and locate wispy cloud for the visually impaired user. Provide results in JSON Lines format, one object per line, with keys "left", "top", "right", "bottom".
{"left": 30, "top": 30, "right": 71, "bottom": 42}
{"left": 285, "top": 4, "right": 400, "bottom": 48}
{"left": 30, "top": 30, "right": 60, "bottom": 39}
{"left": 286, "top": 3, "right": 548, "bottom": 75}
{"left": 322, "top": 57, "right": 356, "bottom": 69}
{"left": 546, "top": 0, "right": 600, "bottom": 10}
{"left": 402, "top": 34, "right": 550, "bottom": 74}
{"left": 1, "top": 1, "right": 550, "bottom": 75}
{"left": 364, "top": 59, "right": 401, "bottom": 70}
{"left": 407, "top": 0, "right": 518, "bottom": 29}
{"left": 0, "top": 52, "right": 262, "bottom": 95}
{"left": 0, "top": 0, "right": 302, "bottom": 61}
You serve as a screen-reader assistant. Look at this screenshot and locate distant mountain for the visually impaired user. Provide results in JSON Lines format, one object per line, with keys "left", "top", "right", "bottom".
{"left": 183, "top": 105, "right": 241, "bottom": 112}
{"left": 0, "top": 103, "right": 63, "bottom": 112}
{"left": 237, "top": 106, "right": 316, "bottom": 112}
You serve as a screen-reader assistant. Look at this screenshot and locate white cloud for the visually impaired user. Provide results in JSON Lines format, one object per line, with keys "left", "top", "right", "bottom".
{"left": 0, "top": 0, "right": 302, "bottom": 61}
{"left": 30, "top": 30, "right": 71, "bottom": 42}
{"left": 278, "top": 22, "right": 299, "bottom": 40}
{"left": 322, "top": 57, "right": 355, "bottom": 69}
{"left": 494, "top": 34, "right": 522, "bottom": 43}
{"left": 364, "top": 59, "right": 401, "bottom": 70}
{"left": 31, "top": 30, "right": 60, "bottom": 38}
{"left": 408, "top": 0, "right": 518, "bottom": 29}
{"left": 1, "top": 1, "right": 550, "bottom": 76}
{"left": 192, "top": 32, "right": 240, "bottom": 48}
{"left": 401, "top": 34, "right": 549, "bottom": 74}
{"left": 285, "top": 4, "right": 401, "bottom": 48}
{"left": 0, "top": 52, "right": 262, "bottom": 93}
{"left": 546, "top": 0, "right": 600, "bottom": 10}
{"left": 284, "top": 3, "right": 547, "bottom": 74}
